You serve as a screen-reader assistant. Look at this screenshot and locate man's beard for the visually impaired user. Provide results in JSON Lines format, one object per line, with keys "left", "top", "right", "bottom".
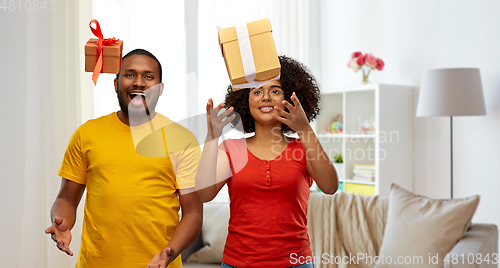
{"left": 116, "top": 81, "right": 161, "bottom": 118}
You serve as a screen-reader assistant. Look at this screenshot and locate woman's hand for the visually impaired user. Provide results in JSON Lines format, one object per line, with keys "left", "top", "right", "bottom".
{"left": 272, "top": 92, "right": 311, "bottom": 133}
{"left": 206, "top": 98, "right": 235, "bottom": 141}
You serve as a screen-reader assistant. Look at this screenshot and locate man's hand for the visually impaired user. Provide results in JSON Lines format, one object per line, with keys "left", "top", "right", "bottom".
{"left": 146, "top": 247, "right": 175, "bottom": 268}
{"left": 45, "top": 216, "right": 74, "bottom": 256}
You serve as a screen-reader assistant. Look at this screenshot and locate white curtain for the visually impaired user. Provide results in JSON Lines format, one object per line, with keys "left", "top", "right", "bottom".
{"left": 0, "top": 1, "right": 91, "bottom": 267}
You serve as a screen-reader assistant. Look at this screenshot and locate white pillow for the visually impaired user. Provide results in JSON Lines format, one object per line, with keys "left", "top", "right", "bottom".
{"left": 375, "top": 184, "right": 479, "bottom": 268}
{"left": 186, "top": 202, "right": 230, "bottom": 263}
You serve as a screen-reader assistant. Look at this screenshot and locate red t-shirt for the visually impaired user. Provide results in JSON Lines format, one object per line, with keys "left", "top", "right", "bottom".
{"left": 219, "top": 138, "right": 313, "bottom": 268}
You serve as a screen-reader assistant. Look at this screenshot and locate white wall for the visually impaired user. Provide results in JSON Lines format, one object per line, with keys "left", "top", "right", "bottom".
{"left": 319, "top": 0, "right": 500, "bottom": 242}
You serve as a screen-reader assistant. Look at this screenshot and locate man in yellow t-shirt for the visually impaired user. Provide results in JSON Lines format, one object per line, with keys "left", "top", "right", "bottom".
{"left": 45, "top": 49, "right": 202, "bottom": 268}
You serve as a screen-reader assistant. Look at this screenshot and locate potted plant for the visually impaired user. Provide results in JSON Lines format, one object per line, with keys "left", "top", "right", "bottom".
{"left": 333, "top": 153, "right": 344, "bottom": 179}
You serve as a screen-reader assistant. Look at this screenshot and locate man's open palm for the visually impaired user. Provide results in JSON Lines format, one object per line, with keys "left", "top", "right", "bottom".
{"left": 45, "top": 217, "right": 73, "bottom": 256}
{"left": 147, "top": 247, "right": 174, "bottom": 268}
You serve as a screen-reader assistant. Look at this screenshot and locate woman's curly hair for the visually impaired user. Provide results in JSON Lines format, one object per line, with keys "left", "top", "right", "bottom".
{"left": 225, "top": 55, "right": 321, "bottom": 133}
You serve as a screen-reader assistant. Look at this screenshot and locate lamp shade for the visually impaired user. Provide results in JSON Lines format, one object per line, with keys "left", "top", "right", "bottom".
{"left": 416, "top": 68, "right": 486, "bottom": 117}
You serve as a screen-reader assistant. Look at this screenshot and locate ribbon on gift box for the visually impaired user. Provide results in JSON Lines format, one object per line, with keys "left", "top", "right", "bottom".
{"left": 231, "top": 23, "right": 280, "bottom": 89}
{"left": 88, "top": 19, "right": 121, "bottom": 86}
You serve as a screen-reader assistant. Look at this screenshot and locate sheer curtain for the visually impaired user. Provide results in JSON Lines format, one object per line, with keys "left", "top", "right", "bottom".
{"left": 0, "top": 1, "right": 92, "bottom": 267}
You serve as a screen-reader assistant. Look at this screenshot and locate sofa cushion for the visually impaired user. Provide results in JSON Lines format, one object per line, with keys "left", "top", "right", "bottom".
{"left": 186, "top": 202, "right": 229, "bottom": 264}
{"left": 376, "top": 183, "right": 480, "bottom": 268}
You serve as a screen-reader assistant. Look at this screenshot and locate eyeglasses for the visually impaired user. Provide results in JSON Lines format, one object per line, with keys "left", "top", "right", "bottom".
{"left": 249, "top": 87, "right": 284, "bottom": 102}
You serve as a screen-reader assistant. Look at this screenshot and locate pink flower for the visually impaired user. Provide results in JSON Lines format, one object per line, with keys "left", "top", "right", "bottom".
{"left": 347, "top": 58, "right": 361, "bottom": 72}
{"left": 375, "top": 58, "right": 385, "bottom": 71}
{"left": 351, "top": 51, "right": 362, "bottom": 59}
{"left": 356, "top": 54, "right": 366, "bottom": 66}
{"left": 365, "top": 53, "right": 377, "bottom": 68}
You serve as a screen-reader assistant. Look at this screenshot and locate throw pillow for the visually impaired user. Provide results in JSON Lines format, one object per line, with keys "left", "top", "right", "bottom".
{"left": 186, "top": 202, "right": 230, "bottom": 263}
{"left": 375, "top": 183, "right": 479, "bottom": 268}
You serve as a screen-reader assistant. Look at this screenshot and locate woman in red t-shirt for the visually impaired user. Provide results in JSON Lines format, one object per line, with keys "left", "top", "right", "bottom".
{"left": 195, "top": 56, "right": 338, "bottom": 268}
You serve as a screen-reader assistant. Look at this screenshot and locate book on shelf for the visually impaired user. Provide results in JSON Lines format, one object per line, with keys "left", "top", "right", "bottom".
{"left": 353, "top": 169, "right": 375, "bottom": 176}
{"left": 353, "top": 163, "right": 375, "bottom": 170}
{"left": 352, "top": 176, "right": 375, "bottom": 182}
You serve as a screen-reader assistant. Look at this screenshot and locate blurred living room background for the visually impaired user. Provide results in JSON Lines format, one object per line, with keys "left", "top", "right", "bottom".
{"left": 1, "top": 0, "right": 499, "bottom": 267}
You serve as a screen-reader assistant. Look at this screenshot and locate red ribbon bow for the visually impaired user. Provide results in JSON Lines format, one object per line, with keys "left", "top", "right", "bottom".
{"left": 89, "top": 19, "right": 121, "bottom": 85}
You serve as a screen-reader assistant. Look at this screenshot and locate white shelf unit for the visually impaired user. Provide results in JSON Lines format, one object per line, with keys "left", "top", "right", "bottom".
{"left": 313, "top": 84, "right": 414, "bottom": 196}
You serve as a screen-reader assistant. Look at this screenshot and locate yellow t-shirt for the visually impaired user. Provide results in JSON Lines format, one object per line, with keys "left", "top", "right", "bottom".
{"left": 58, "top": 112, "right": 201, "bottom": 268}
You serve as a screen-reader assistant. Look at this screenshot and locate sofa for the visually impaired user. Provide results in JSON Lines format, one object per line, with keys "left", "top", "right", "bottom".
{"left": 181, "top": 187, "right": 498, "bottom": 268}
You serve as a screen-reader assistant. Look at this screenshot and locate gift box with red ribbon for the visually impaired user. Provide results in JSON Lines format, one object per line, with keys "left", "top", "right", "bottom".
{"left": 84, "top": 19, "right": 123, "bottom": 85}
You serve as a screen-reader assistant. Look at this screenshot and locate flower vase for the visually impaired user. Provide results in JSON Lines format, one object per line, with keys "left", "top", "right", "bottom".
{"left": 361, "top": 68, "right": 371, "bottom": 84}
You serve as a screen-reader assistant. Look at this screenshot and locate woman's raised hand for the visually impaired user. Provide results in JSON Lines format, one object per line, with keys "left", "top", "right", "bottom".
{"left": 206, "top": 98, "right": 235, "bottom": 141}
{"left": 272, "top": 92, "right": 311, "bottom": 133}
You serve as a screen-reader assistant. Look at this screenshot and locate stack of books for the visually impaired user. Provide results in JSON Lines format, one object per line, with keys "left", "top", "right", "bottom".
{"left": 352, "top": 164, "right": 375, "bottom": 182}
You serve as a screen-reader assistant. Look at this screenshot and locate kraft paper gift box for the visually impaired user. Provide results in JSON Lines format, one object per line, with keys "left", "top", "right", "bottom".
{"left": 218, "top": 18, "right": 281, "bottom": 89}
{"left": 85, "top": 38, "right": 123, "bottom": 74}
